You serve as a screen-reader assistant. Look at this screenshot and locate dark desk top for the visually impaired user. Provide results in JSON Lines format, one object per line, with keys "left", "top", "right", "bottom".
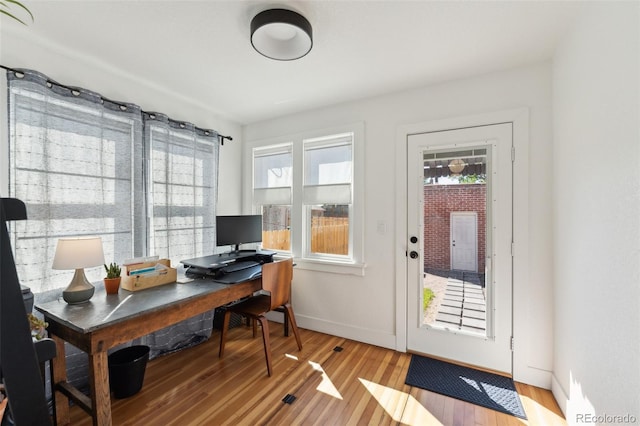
{"left": 35, "top": 276, "right": 254, "bottom": 335}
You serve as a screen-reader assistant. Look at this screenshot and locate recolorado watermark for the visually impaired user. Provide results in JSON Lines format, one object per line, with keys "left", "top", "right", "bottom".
{"left": 576, "top": 413, "right": 637, "bottom": 424}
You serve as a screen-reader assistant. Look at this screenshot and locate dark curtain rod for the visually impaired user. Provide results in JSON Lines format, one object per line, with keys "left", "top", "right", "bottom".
{"left": 0, "top": 64, "right": 233, "bottom": 145}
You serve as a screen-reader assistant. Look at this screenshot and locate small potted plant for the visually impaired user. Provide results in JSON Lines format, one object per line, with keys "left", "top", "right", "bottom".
{"left": 28, "top": 313, "right": 48, "bottom": 340}
{"left": 104, "top": 262, "right": 122, "bottom": 295}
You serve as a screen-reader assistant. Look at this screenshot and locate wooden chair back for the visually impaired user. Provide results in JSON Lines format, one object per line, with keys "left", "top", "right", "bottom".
{"left": 261, "top": 258, "right": 293, "bottom": 311}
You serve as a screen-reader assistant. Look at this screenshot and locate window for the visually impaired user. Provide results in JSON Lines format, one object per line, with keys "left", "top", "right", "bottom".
{"left": 247, "top": 123, "right": 364, "bottom": 275}
{"left": 303, "top": 135, "right": 352, "bottom": 258}
{"left": 6, "top": 70, "right": 219, "bottom": 294}
{"left": 145, "top": 114, "right": 219, "bottom": 262}
{"left": 8, "top": 76, "right": 143, "bottom": 293}
{"left": 253, "top": 144, "right": 292, "bottom": 252}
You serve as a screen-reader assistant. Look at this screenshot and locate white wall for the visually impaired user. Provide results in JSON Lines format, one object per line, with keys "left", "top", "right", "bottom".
{"left": 551, "top": 2, "right": 640, "bottom": 423}
{"left": 245, "top": 63, "right": 555, "bottom": 387}
{"left": 0, "top": 27, "right": 244, "bottom": 212}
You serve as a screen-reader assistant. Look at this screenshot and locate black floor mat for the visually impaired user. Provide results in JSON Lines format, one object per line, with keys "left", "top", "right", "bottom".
{"left": 405, "top": 355, "right": 527, "bottom": 419}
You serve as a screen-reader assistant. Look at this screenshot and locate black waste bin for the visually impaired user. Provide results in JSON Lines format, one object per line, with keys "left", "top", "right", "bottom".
{"left": 108, "top": 345, "right": 150, "bottom": 399}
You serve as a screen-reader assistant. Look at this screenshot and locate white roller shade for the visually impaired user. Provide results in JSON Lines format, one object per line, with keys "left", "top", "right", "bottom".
{"left": 303, "top": 183, "right": 352, "bottom": 204}
{"left": 253, "top": 187, "right": 292, "bottom": 205}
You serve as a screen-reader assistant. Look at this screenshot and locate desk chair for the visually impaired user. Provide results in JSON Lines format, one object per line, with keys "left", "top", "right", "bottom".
{"left": 218, "top": 258, "right": 302, "bottom": 376}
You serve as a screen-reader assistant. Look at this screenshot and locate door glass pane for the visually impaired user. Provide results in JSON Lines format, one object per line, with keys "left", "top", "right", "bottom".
{"left": 308, "top": 204, "right": 349, "bottom": 256}
{"left": 261, "top": 205, "right": 291, "bottom": 251}
{"left": 422, "top": 149, "right": 488, "bottom": 336}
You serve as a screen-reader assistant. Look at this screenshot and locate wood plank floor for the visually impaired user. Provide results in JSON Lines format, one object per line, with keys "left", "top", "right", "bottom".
{"left": 68, "top": 323, "right": 566, "bottom": 425}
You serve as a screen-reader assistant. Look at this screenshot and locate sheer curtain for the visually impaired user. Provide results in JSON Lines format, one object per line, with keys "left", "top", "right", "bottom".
{"left": 144, "top": 112, "right": 219, "bottom": 265}
{"left": 7, "top": 69, "right": 144, "bottom": 294}
{"left": 142, "top": 112, "right": 219, "bottom": 356}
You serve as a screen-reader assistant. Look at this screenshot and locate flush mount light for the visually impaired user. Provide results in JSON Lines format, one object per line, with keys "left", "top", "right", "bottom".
{"left": 251, "top": 8, "right": 313, "bottom": 61}
{"left": 448, "top": 158, "right": 466, "bottom": 175}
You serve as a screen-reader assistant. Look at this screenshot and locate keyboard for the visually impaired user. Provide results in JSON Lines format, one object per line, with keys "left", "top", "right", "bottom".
{"left": 214, "top": 264, "right": 262, "bottom": 284}
{"left": 220, "top": 260, "right": 260, "bottom": 274}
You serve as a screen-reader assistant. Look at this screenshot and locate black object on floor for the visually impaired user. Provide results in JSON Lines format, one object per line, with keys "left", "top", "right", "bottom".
{"left": 108, "top": 345, "right": 150, "bottom": 398}
{"left": 282, "top": 394, "right": 296, "bottom": 404}
{"left": 405, "top": 355, "right": 527, "bottom": 419}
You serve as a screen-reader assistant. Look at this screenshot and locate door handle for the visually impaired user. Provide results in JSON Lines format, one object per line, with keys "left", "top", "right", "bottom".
{"left": 409, "top": 251, "right": 419, "bottom": 259}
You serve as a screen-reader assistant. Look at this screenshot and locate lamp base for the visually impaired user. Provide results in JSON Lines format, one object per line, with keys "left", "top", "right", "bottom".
{"left": 62, "top": 268, "right": 95, "bottom": 304}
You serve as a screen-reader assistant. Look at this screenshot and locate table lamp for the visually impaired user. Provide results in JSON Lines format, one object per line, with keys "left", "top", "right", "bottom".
{"left": 52, "top": 236, "right": 105, "bottom": 304}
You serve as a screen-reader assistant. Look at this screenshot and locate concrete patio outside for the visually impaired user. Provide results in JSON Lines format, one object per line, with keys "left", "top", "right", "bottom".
{"left": 423, "top": 269, "right": 486, "bottom": 334}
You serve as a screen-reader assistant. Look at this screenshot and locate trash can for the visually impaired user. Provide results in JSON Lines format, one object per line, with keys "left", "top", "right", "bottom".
{"left": 108, "top": 345, "right": 150, "bottom": 399}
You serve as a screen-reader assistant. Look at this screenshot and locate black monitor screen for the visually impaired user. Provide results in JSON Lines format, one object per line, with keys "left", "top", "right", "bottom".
{"left": 216, "top": 215, "right": 262, "bottom": 251}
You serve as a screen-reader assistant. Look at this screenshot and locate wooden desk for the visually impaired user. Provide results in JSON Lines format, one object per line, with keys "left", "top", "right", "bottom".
{"left": 36, "top": 276, "right": 261, "bottom": 426}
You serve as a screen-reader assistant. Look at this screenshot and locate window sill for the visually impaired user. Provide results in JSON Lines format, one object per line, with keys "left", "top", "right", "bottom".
{"left": 288, "top": 257, "right": 366, "bottom": 276}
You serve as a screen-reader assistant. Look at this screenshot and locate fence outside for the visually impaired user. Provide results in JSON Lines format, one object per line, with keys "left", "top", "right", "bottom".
{"left": 262, "top": 216, "right": 349, "bottom": 255}
{"left": 262, "top": 229, "right": 291, "bottom": 251}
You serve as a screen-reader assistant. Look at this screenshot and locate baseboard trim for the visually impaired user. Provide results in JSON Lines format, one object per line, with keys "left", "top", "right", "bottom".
{"left": 551, "top": 373, "right": 569, "bottom": 417}
{"left": 292, "top": 314, "right": 397, "bottom": 350}
{"left": 513, "top": 362, "right": 553, "bottom": 389}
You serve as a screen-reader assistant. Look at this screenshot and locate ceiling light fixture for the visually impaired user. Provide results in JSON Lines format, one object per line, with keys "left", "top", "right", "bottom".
{"left": 250, "top": 8, "right": 313, "bottom": 61}
{"left": 448, "top": 158, "right": 466, "bottom": 175}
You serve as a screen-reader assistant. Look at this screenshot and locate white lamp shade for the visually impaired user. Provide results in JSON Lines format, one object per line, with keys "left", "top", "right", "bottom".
{"left": 52, "top": 237, "right": 105, "bottom": 270}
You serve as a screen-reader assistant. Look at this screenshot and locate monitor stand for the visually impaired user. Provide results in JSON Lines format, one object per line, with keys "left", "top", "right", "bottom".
{"left": 220, "top": 245, "right": 254, "bottom": 256}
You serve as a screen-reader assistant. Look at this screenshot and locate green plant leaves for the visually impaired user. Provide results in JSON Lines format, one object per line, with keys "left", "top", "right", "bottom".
{"left": 0, "top": 0, "right": 34, "bottom": 25}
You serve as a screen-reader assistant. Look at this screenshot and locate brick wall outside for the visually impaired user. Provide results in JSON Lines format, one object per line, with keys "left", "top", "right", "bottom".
{"left": 423, "top": 184, "right": 486, "bottom": 272}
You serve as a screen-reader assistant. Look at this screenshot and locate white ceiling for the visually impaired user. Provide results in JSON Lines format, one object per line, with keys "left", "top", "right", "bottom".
{"left": 4, "top": 0, "right": 585, "bottom": 125}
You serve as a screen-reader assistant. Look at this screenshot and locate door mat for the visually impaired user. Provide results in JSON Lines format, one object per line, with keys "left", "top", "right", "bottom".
{"left": 405, "top": 355, "right": 527, "bottom": 419}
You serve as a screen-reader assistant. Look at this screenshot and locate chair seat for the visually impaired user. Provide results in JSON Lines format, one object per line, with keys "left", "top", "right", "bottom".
{"left": 229, "top": 295, "right": 271, "bottom": 317}
{"left": 219, "top": 258, "right": 302, "bottom": 376}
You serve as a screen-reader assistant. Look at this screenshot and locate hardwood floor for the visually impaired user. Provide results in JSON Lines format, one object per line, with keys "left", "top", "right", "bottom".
{"left": 68, "top": 323, "right": 566, "bottom": 425}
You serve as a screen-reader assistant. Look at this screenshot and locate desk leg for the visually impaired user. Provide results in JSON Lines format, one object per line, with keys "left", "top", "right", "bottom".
{"left": 51, "top": 335, "right": 70, "bottom": 425}
{"left": 88, "top": 351, "right": 112, "bottom": 426}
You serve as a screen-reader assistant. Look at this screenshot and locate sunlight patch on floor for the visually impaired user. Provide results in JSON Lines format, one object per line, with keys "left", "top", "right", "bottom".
{"left": 309, "top": 361, "right": 343, "bottom": 400}
{"left": 519, "top": 394, "right": 566, "bottom": 426}
{"left": 359, "top": 378, "right": 443, "bottom": 425}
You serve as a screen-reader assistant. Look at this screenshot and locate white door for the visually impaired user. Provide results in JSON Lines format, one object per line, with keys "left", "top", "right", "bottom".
{"left": 407, "top": 123, "right": 513, "bottom": 374}
{"left": 451, "top": 212, "right": 478, "bottom": 272}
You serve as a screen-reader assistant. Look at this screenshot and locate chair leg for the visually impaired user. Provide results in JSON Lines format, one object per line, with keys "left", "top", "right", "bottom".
{"left": 257, "top": 315, "right": 272, "bottom": 376}
{"left": 219, "top": 309, "right": 232, "bottom": 358}
{"left": 283, "top": 303, "right": 303, "bottom": 351}
{"left": 284, "top": 312, "right": 289, "bottom": 337}
{"left": 275, "top": 307, "right": 289, "bottom": 336}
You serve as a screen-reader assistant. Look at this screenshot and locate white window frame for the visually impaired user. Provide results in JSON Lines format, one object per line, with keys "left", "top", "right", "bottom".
{"left": 244, "top": 123, "right": 365, "bottom": 276}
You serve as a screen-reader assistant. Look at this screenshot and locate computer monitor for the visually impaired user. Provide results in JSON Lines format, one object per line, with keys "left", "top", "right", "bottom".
{"left": 216, "top": 215, "right": 262, "bottom": 252}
